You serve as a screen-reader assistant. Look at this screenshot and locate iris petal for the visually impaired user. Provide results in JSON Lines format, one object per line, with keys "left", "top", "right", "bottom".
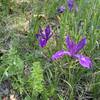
{"left": 74, "top": 54, "right": 92, "bottom": 68}
{"left": 75, "top": 37, "right": 86, "bottom": 53}
{"left": 36, "top": 34, "right": 40, "bottom": 39}
{"left": 45, "top": 25, "right": 51, "bottom": 39}
{"left": 66, "top": 35, "right": 76, "bottom": 54}
{"left": 39, "top": 38, "right": 47, "bottom": 48}
{"left": 51, "top": 50, "right": 70, "bottom": 60}
{"left": 57, "top": 6, "right": 65, "bottom": 13}
{"left": 67, "top": 0, "right": 74, "bottom": 11}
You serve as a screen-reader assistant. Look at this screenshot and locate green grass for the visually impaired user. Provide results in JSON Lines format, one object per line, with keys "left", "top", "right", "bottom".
{"left": 0, "top": 0, "right": 100, "bottom": 100}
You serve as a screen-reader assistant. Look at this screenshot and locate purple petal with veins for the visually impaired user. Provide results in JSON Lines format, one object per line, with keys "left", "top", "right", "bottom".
{"left": 67, "top": 0, "right": 74, "bottom": 11}
{"left": 36, "top": 34, "right": 40, "bottom": 39}
{"left": 57, "top": 6, "right": 65, "bottom": 13}
{"left": 51, "top": 50, "right": 70, "bottom": 60}
{"left": 66, "top": 35, "right": 76, "bottom": 55}
{"left": 45, "top": 25, "right": 51, "bottom": 39}
{"left": 48, "top": 33, "right": 53, "bottom": 40}
{"left": 75, "top": 37, "right": 86, "bottom": 53}
{"left": 74, "top": 54, "right": 92, "bottom": 68}
{"left": 39, "top": 38, "right": 47, "bottom": 48}
{"left": 38, "top": 27, "right": 46, "bottom": 39}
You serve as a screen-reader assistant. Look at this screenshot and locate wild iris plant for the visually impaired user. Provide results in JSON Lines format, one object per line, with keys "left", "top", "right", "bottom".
{"left": 67, "top": 0, "right": 74, "bottom": 11}
{"left": 51, "top": 35, "right": 92, "bottom": 68}
{"left": 67, "top": 0, "right": 78, "bottom": 12}
{"left": 36, "top": 25, "right": 52, "bottom": 48}
{"left": 57, "top": 6, "right": 66, "bottom": 13}
{"left": 57, "top": 0, "right": 74, "bottom": 13}
{"left": 57, "top": 0, "right": 78, "bottom": 13}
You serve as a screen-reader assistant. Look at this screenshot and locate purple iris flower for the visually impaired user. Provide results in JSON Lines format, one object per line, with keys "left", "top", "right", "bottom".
{"left": 51, "top": 35, "right": 92, "bottom": 69}
{"left": 36, "top": 25, "right": 52, "bottom": 48}
{"left": 67, "top": 0, "right": 74, "bottom": 11}
{"left": 57, "top": 6, "right": 66, "bottom": 13}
